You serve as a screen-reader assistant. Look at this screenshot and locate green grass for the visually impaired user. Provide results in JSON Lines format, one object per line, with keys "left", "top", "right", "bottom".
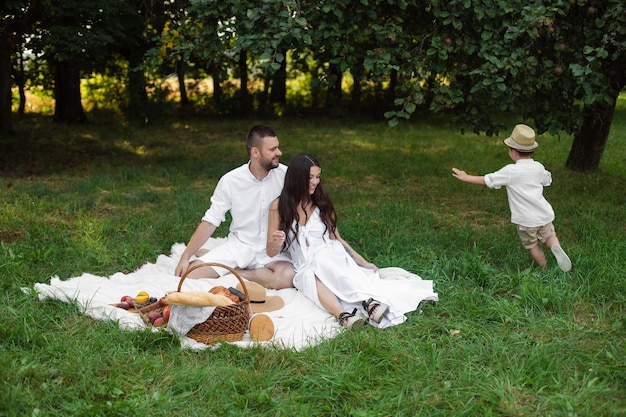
{"left": 1, "top": 103, "right": 625, "bottom": 416}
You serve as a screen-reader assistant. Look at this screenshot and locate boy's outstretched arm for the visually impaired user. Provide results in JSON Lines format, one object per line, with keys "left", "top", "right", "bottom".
{"left": 452, "top": 167, "right": 486, "bottom": 185}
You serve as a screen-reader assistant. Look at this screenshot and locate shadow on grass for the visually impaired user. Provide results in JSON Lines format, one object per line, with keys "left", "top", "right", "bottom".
{"left": 0, "top": 113, "right": 263, "bottom": 178}
{"left": 0, "top": 114, "right": 141, "bottom": 176}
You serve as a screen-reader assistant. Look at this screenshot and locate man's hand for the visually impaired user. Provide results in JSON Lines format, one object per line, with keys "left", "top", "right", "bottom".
{"left": 175, "top": 258, "right": 190, "bottom": 277}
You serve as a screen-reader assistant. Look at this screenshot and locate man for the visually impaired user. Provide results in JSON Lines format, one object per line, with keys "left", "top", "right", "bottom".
{"left": 174, "top": 125, "right": 295, "bottom": 289}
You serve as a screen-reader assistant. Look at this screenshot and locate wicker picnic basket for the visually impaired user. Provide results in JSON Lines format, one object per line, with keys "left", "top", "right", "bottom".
{"left": 138, "top": 262, "right": 251, "bottom": 345}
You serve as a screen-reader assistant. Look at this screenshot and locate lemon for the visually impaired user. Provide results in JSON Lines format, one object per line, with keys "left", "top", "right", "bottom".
{"left": 135, "top": 291, "right": 150, "bottom": 303}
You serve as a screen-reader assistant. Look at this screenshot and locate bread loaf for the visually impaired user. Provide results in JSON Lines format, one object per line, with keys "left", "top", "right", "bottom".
{"left": 164, "top": 291, "right": 234, "bottom": 307}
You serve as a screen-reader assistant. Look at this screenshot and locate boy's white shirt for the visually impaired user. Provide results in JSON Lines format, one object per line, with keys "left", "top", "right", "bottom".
{"left": 484, "top": 159, "right": 555, "bottom": 227}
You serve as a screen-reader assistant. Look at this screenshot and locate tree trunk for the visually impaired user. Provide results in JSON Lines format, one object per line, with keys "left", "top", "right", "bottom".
{"left": 238, "top": 50, "right": 251, "bottom": 115}
{"left": 17, "top": 69, "right": 26, "bottom": 116}
{"left": 269, "top": 55, "right": 287, "bottom": 105}
{"left": 127, "top": 49, "right": 148, "bottom": 122}
{"left": 258, "top": 69, "right": 271, "bottom": 116}
{"left": 325, "top": 63, "right": 342, "bottom": 108}
{"left": 53, "top": 59, "right": 87, "bottom": 124}
{"left": 211, "top": 64, "right": 222, "bottom": 108}
{"left": 0, "top": 35, "right": 13, "bottom": 135}
{"left": 350, "top": 66, "right": 363, "bottom": 111}
{"left": 566, "top": 58, "right": 626, "bottom": 171}
{"left": 16, "top": 39, "right": 26, "bottom": 116}
{"left": 565, "top": 102, "right": 614, "bottom": 171}
{"left": 176, "top": 60, "right": 188, "bottom": 107}
{"left": 385, "top": 69, "right": 397, "bottom": 110}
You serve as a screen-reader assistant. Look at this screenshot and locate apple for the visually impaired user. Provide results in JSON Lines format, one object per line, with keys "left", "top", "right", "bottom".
{"left": 120, "top": 295, "right": 134, "bottom": 308}
{"left": 162, "top": 305, "right": 171, "bottom": 322}
{"left": 147, "top": 311, "right": 162, "bottom": 323}
{"left": 153, "top": 317, "right": 165, "bottom": 327}
{"left": 116, "top": 301, "right": 130, "bottom": 310}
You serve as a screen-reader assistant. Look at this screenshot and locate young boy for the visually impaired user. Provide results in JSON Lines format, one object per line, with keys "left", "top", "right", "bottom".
{"left": 451, "top": 124, "right": 572, "bottom": 272}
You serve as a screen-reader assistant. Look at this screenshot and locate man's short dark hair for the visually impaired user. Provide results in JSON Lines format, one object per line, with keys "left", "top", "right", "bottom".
{"left": 246, "top": 125, "right": 277, "bottom": 157}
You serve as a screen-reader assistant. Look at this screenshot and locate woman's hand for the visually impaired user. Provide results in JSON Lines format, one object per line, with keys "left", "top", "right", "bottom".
{"left": 361, "top": 261, "right": 378, "bottom": 272}
{"left": 267, "top": 229, "right": 286, "bottom": 257}
{"left": 271, "top": 230, "right": 286, "bottom": 246}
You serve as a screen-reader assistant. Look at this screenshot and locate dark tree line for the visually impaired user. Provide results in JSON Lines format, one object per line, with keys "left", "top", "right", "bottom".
{"left": 1, "top": 0, "right": 625, "bottom": 171}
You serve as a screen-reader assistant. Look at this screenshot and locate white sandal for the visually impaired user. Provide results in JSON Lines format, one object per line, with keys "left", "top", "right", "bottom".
{"left": 338, "top": 309, "right": 368, "bottom": 330}
{"left": 362, "top": 298, "right": 389, "bottom": 324}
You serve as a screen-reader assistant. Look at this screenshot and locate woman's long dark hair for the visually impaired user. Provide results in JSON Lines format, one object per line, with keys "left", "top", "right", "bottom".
{"left": 278, "top": 153, "right": 337, "bottom": 249}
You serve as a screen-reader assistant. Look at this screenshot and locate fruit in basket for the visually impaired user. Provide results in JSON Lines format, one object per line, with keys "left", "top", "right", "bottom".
{"left": 120, "top": 295, "right": 135, "bottom": 307}
{"left": 147, "top": 311, "right": 161, "bottom": 322}
{"left": 134, "top": 291, "right": 150, "bottom": 304}
{"left": 153, "top": 317, "right": 165, "bottom": 327}
{"left": 116, "top": 301, "right": 131, "bottom": 310}
{"left": 162, "top": 305, "right": 171, "bottom": 322}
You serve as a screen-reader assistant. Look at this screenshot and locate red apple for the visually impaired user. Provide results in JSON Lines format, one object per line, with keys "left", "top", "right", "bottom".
{"left": 116, "top": 301, "right": 130, "bottom": 310}
{"left": 147, "top": 311, "right": 162, "bottom": 323}
{"left": 162, "top": 305, "right": 171, "bottom": 322}
{"left": 120, "top": 295, "right": 135, "bottom": 308}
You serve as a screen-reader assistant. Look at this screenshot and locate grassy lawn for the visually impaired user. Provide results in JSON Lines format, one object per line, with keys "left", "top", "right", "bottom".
{"left": 1, "top": 103, "right": 624, "bottom": 416}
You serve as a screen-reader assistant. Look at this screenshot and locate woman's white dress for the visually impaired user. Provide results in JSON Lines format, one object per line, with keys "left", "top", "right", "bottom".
{"left": 287, "top": 208, "right": 438, "bottom": 328}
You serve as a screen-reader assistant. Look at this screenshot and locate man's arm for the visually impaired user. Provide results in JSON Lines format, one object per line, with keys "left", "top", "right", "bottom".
{"left": 175, "top": 221, "right": 217, "bottom": 277}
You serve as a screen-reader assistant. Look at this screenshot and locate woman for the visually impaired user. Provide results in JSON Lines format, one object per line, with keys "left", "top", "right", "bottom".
{"left": 267, "top": 153, "right": 437, "bottom": 329}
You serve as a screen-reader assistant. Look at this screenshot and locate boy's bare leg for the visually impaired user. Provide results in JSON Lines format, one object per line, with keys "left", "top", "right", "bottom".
{"left": 236, "top": 261, "right": 295, "bottom": 289}
{"left": 544, "top": 235, "right": 560, "bottom": 250}
{"left": 528, "top": 244, "right": 548, "bottom": 269}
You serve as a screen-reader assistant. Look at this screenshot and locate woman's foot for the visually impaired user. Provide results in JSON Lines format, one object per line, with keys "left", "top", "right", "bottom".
{"left": 338, "top": 309, "right": 368, "bottom": 330}
{"left": 362, "top": 298, "right": 389, "bottom": 324}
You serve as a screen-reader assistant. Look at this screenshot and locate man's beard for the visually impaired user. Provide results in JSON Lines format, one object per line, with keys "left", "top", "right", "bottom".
{"left": 261, "top": 159, "right": 279, "bottom": 171}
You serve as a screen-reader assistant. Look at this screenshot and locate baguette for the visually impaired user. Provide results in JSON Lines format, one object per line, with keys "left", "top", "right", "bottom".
{"left": 164, "top": 291, "right": 234, "bottom": 307}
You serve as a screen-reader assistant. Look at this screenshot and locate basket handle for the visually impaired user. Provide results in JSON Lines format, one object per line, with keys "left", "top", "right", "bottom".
{"left": 177, "top": 262, "right": 251, "bottom": 313}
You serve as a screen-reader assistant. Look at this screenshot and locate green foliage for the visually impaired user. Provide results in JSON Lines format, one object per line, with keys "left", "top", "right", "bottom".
{"left": 409, "top": 0, "right": 626, "bottom": 137}
{"left": 4, "top": 0, "right": 625, "bottom": 168}
{"left": 1, "top": 111, "right": 625, "bottom": 415}
{"left": 29, "top": 0, "right": 127, "bottom": 65}
{"left": 143, "top": 0, "right": 625, "bottom": 142}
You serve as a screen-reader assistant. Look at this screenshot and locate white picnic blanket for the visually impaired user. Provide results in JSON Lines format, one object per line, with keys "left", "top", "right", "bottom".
{"left": 26, "top": 238, "right": 437, "bottom": 351}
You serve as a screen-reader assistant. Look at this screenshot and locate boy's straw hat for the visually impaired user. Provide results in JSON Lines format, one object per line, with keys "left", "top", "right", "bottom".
{"left": 504, "top": 124, "right": 539, "bottom": 151}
